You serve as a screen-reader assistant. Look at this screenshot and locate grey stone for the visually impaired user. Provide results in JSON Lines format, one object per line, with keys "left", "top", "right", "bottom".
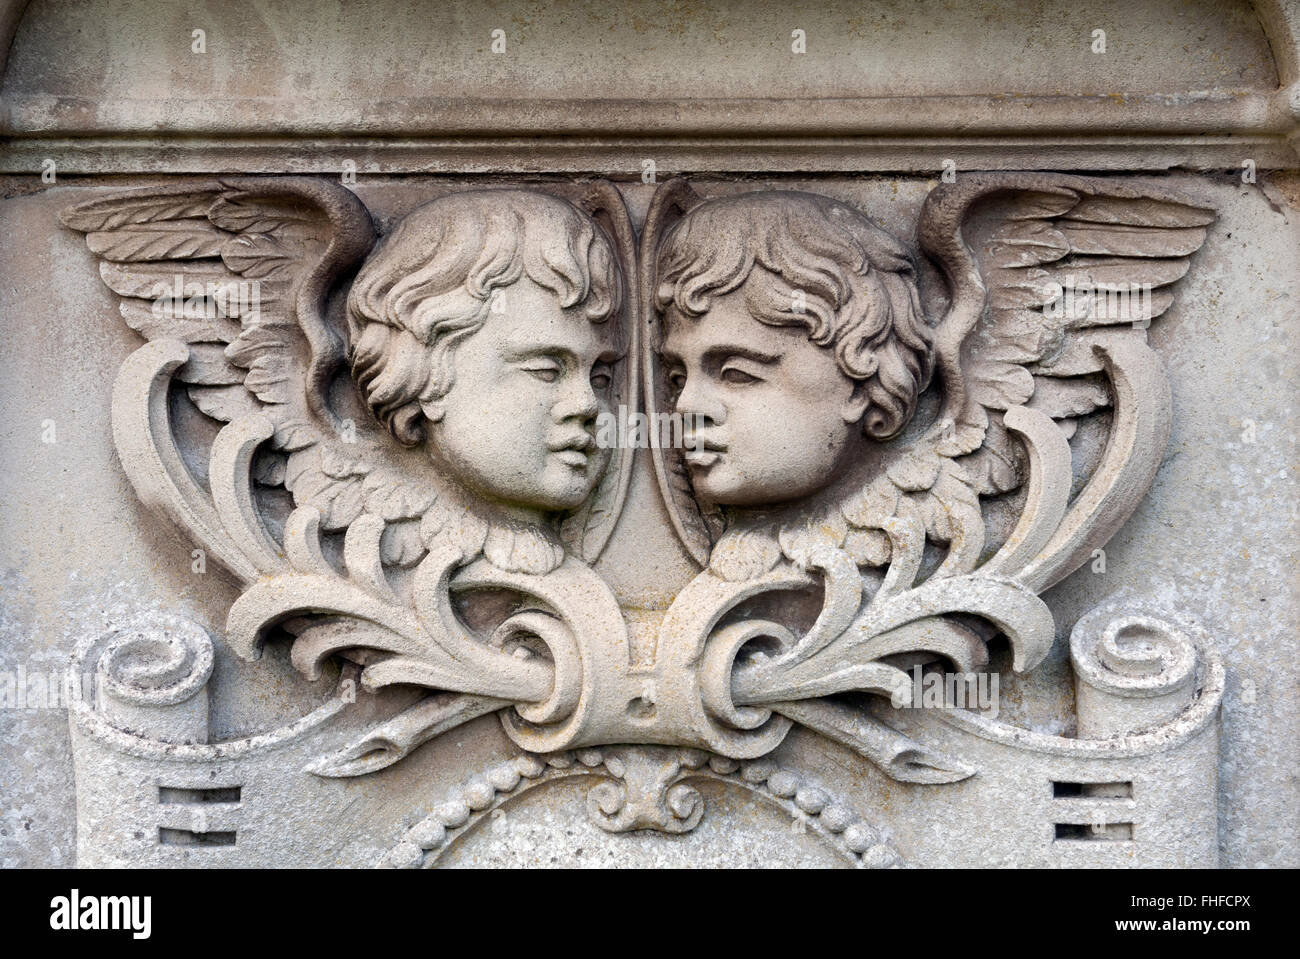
{"left": 1, "top": 0, "right": 1297, "bottom": 870}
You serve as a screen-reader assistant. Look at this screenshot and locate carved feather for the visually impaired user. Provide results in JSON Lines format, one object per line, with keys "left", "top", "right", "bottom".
{"left": 60, "top": 180, "right": 425, "bottom": 558}
{"left": 902, "top": 173, "right": 1215, "bottom": 569}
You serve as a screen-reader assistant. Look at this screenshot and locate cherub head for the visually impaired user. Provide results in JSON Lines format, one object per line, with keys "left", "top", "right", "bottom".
{"left": 654, "top": 191, "right": 934, "bottom": 508}
{"left": 347, "top": 190, "right": 624, "bottom": 516}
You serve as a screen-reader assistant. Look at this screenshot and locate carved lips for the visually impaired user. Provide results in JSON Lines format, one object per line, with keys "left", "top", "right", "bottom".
{"left": 548, "top": 430, "right": 597, "bottom": 469}
{"left": 682, "top": 434, "right": 727, "bottom": 469}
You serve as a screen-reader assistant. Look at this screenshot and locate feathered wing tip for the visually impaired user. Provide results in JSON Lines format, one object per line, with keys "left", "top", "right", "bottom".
{"left": 918, "top": 173, "right": 1212, "bottom": 441}
{"left": 60, "top": 178, "right": 457, "bottom": 583}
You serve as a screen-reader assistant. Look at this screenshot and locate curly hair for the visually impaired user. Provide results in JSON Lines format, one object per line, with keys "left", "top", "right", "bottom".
{"left": 654, "top": 190, "right": 934, "bottom": 440}
{"left": 347, "top": 190, "right": 623, "bottom": 446}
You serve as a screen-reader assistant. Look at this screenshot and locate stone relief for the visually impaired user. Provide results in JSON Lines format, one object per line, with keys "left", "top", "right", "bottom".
{"left": 637, "top": 175, "right": 1214, "bottom": 766}
{"left": 62, "top": 180, "right": 639, "bottom": 760}
{"left": 57, "top": 173, "right": 1229, "bottom": 866}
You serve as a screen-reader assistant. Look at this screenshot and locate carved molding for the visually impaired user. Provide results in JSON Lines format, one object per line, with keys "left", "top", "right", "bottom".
{"left": 4, "top": 1, "right": 1297, "bottom": 173}
{"left": 381, "top": 747, "right": 904, "bottom": 869}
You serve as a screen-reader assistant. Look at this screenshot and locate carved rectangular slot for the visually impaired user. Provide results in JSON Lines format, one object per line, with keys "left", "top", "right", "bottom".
{"left": 1052, "top": 780, "right": 1133, "bottom": 799}
{"left": 158, "top": 827, "right": 236, "bottom": 847}
{"left": 1054, "top": 822, "right": 1134, "bottom": 841}
{"left": 158, "top": 785, "right": 241, "bottom": 804}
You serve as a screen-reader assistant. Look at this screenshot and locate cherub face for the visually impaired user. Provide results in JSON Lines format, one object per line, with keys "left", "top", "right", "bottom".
{"left": 425, "top": 277, "right": 619, "bottom": 514}
{"left": 661, "top": 290, "right": 869, "bottom": 508}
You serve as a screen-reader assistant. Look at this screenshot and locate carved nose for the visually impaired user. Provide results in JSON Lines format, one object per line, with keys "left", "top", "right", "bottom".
{"left": 553, "top": 373, "right": 600, "bottom": 422}
{"left": 673, "top": 375, "right": 725, "bottom": 426}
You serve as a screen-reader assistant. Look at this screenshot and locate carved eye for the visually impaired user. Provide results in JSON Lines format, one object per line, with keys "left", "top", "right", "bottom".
{"left": 667, "top": 369, "right": 687, "bottom": 392}
{"left": 591, "top": 369, "right": 613, "bottom": 391}
{"left": 720, "top": 365, "right": 760, "bottom": 386}
{"left": 521, "top": 359, "right": 561, "bottom": 383}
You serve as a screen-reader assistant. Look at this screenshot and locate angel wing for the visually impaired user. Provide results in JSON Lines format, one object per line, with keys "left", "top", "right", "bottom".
{"left": 59, "top": 177, "right": 428, "bottom": 582}
{"left": 833, "top": 173, "right": 1216, "bottom": 591}
{"left": 643, "top": 177, "right": 1213, "bottom": 592}
{"left": 62, "top": 179, "right": 639, "bottom": 730}
{"left": 645, "top": 177, "right": 1215, "bottom": 771}
{"left": 63, "top": 178, "right": 637, "bottom": 582}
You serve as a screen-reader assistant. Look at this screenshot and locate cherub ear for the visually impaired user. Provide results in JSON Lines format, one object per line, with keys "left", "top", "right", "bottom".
{"left": 841, "top": 379, "right": 873, "bottom": 427}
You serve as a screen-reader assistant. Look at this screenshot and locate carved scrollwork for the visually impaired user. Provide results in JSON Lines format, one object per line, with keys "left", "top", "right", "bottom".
{"left": 637, "top": 175, "right": 1213, "bottom": 771}
{"left": 61, "top": 173, "right": 1215, "bottom": 794}
{"left": 94, "top": 615, "right": 214, "bottom": 709}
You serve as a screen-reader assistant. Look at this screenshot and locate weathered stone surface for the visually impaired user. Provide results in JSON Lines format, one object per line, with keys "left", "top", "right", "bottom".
{"left": 0, "top": 0, "right": 1297, "bottom": 869}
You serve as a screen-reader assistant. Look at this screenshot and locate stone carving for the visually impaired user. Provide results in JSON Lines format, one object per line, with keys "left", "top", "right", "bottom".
{"left": 638, "top": 175, "right": 1213, "bottom": 770}
{"left": 60, "top": 172, "right": 1219, "bottom": 848}
{"left": 61, "top": 178, "right": 642, "bottom": 765}
{"left": 64, "top": 595, "right": 1224, "bottom": 866}
{"left": 382, "top": 747, "right": 903, "bottom": 869}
